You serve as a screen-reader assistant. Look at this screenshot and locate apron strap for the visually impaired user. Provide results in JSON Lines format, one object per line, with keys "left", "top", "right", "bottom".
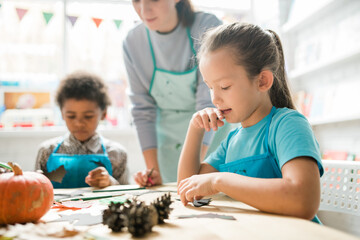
{"left": 265, "top": 106, "right": 282, "bottom": 177}
{"left": 186, "top": 27, "right": 198, "bottom": 67}
{"left": 52, "top": 139, "right": 65, "bottom": 154}
{"left": 186, "top": 28, "right": 197, "bottom": 57}
{"left": 264, "top": 106, "right": 276, "bottom": 150}
{"left": 146, "top": 28, "right": 157, "bottom": 95}
{"left": 99, "top": 137, "right": 108, "bottom": 157}
{"left": 146, "top": 28, "right": 157, "bottom": 69}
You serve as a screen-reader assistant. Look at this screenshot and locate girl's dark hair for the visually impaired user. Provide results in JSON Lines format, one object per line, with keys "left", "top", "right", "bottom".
{"left": 176, "top": 0, "right": 195, "bottom": 27}
{"left": 56, "top": 71, "right": 111, "bottom": 110}
{"left": 198, "top": 22, "right": 295, "bottom": 109}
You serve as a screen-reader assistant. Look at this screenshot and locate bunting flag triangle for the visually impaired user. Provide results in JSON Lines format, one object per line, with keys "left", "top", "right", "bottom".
{"left": 67, "top": 15, "right": 78, "bottom": 27}
{"left": 16, "top": 8, "right": 28, "bottom": 22}
{"left": 92, "top": 18, "right": 103, "bottom": 28}
{"left": 42, "top": 12, "right": 54, "bottom": 25}
{"left": 0, "top": 4, "right": 2, "bottom": 9}
{"left": 113, "top": 19, "right": 122, "bottom": 29}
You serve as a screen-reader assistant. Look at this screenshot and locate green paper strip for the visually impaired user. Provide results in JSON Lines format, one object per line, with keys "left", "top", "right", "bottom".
{"left": 99, "top": 196, "right": 128, "bottom": 205}
{"left": 84, "top": 233, "right": 110, "bottom": 240}
{"left": 0, "top": 162, "right": 12, "bottom": 170}
{"left": 92, "top": 186, "right": 145, "bottom": 193}
{"left": 59, "top": 193, "right": 124, "bottom": 202}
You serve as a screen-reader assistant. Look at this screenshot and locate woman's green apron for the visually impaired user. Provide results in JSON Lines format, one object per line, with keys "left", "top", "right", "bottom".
{"left": 147, "top": 28, "right": 197, "bottom": 183}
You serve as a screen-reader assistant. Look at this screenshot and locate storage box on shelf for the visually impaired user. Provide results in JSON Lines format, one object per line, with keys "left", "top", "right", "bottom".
{"left": 318, "top": 160, "right": 360, "bottom": 237}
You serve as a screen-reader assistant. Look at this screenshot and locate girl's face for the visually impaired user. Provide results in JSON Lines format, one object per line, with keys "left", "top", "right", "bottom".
{"left": 61, "top": 99, "right": 106, "bottom": 142}
{"left": 132, "top": 0, "right": 180, "bottom": 33}
{"left": 200, "top": 48, "right": 265, "bottom": 127}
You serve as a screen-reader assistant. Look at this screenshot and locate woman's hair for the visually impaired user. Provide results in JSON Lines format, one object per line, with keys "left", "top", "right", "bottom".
{"left": 56, "top": 71, "right": 111, "bottom": 110}
{"left": 198, "top": 22, "right": 295, "bottom": 109}
{"left": 176, "top": 0, "right": 195, "bottom": 27}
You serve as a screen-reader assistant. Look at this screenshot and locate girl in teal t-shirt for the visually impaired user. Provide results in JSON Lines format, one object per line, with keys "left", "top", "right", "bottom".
{"left": 177, "top": 22, "right": 323, "bottom": 223}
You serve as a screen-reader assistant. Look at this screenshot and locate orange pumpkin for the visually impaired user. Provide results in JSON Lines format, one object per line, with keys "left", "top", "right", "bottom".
{"left": 0, "top": 162, "right": 53, "bottom": 224}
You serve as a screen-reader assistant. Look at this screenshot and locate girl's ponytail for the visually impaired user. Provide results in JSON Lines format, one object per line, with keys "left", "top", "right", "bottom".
{"left": 267, "top": 30, "right": 295, "bottom": 109}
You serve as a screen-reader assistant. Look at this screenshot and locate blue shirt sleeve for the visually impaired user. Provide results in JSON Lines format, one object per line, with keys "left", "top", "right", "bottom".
{"left": 269, "top": 110, "right": 324, "bottom": 176}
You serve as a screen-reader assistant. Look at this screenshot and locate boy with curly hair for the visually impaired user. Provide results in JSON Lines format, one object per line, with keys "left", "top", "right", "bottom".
{"left": 35, "top": 71, "right": 128, "bottom": 188}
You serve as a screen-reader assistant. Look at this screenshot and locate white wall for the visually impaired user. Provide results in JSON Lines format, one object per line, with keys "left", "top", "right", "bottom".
{"left": 0, "top": 126, "right": 145, "bottom": 184}
{"left": 281, "top": 0, "right": 360, "bottom": 157}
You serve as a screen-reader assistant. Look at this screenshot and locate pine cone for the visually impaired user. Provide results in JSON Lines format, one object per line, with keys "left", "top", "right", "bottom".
{"left": 152, "top": 192, "right": 173, "bottom": 224}
{"left": 102, "top": 200, "right": 133, "bottom": 232}
{"left": 148, "top": 203, "right": 159, "bottom": 226}
{"left": 127, "top": 200, "right": 155, "bottom": 237}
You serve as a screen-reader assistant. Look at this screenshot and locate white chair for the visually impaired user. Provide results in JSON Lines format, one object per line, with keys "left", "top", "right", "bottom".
{"left": 318, "top": 160, "right": 360, "bottom": 237}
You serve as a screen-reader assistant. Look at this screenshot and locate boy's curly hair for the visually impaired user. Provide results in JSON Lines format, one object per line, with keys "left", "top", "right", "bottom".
{"left": 56, "top": 71, "right": 111, "bottom": 110}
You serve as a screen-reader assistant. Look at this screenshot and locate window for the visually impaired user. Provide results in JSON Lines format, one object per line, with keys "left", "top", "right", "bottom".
{"left": 0, "top": 0, "right": 139, "bottom": 128}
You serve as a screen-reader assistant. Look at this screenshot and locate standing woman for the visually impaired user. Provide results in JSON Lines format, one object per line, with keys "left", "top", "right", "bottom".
{"left": 123, "top": 0, "right": 222, "bottom": 185}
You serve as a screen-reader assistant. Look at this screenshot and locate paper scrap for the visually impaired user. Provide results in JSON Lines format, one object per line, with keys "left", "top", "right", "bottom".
{"left": 178, "top": 213, "right": 236, "bottom": 220}
{"left": 52, "top": 200, "right": 93, "bottom": 211}
{"left": 51, "top": 213, "right": 102, "bottom": 226}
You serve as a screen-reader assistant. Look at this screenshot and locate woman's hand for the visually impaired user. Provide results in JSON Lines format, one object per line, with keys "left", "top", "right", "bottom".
{"left": 177, "top": 173, "right": 220, "bottom": 206}
{"left": 191, "top": 107, "right": 225, "bottom": 132}
{"left": 133, "top": 168, "right": 162, "bottom": 187}
{"left": 85, "top": 167, "right": 111, "bottom": 188}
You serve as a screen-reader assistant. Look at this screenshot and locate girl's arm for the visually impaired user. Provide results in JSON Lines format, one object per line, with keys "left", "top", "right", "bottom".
{"left": 179, "top": 157, "right": 320, "bottom": 220}
{"left": 177, "top": 124, "right": 205, "bottom": 183}
{"left": 177, "top": 108, "right": 224, "bottom": 185}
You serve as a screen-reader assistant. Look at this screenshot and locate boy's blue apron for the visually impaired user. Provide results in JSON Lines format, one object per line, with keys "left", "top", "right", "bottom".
{"left": 146, "top": 27, "right": 198, "bottom": 183}
{"left": 47, "top": 139, "right": 113, "bottom": 188}
{"left": 218, "top": 107, "right": 321, "bottom": 224}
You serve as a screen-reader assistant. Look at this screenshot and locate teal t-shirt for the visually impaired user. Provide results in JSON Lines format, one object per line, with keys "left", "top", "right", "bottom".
{"left": 205, "top": 107, "right": 324, "bottom": 224}
{"left": 205, "top": 107, "right": 324, "bottom": 177}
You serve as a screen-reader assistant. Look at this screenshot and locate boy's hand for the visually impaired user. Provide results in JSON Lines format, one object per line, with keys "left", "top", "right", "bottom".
{"left": 0, "top": 168, "right": 11, "bottom": 174}
{"left": 133, "top": 168, "right": 162, "bottom": 187}
{"left": 85, "top": 167, "right": 111, "bottom": 188}
{"left": 191, "top": 107, "right": 225, "bottom": 132}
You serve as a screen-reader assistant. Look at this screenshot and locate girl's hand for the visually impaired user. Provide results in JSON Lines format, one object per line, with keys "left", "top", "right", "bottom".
{"left": 133, "top": 168, "right": 162, "bottom": 187}
{"left": 191, "top": 108, "right": 225, "bottom": 132}
{"left": 85, "top": 167, "right": 111, "bottom": 188}
{"left": 177, "top": 173, "right": 219, "bottom": 206}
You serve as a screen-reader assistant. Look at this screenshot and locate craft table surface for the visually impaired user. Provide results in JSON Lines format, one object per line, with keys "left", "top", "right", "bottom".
{"left": 2, "top": 183, "right": 359, "bottom": 240}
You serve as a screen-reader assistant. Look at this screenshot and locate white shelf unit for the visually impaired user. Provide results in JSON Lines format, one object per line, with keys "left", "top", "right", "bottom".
{"left": 309, "top": 115, "right": 360, "bottom": 127}
{"left": 281, "top": 0, "right": 360, "bottom": 155}
{"left": 288, "top": 46, "right": 360, "bottom": 81}
{"left": 282, "top": 0, "right": 347, "bottom": 34}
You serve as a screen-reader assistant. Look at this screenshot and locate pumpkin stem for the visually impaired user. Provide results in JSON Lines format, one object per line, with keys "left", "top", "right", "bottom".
{"left": 8, "top": 162, "right": 23, "bottom": 176}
